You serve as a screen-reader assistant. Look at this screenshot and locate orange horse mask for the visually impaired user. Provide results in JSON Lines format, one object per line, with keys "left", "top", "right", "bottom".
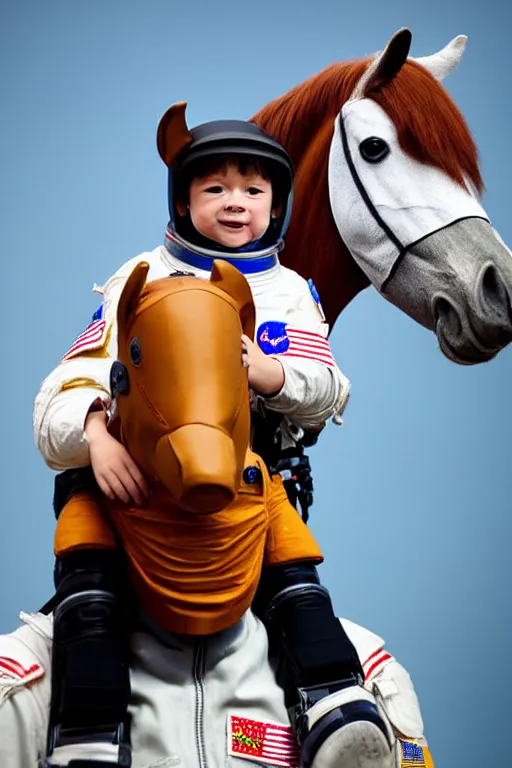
{"left": 112, "top": 259, "right": 255, "bottom": 514}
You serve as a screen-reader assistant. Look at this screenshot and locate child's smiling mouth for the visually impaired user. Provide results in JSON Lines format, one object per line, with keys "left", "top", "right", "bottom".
{"left": 219, "top": 221, "right": 247, "bottom": 229}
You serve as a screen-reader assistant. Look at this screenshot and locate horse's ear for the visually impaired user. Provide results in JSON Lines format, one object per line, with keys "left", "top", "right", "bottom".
{"left": 350, "top": 28, "right": 412, "bottom": 100}
{"left": 413, "top": 35, "right": 467, "bottom": 81}
{"left": 117, "top": 261, "right": 150, "bottom": 333}
{"left": 210, "top": 260, "right": 256, "bottom": 341}
{"left": 156, "top": 102, "right": 194, "bottom": 167}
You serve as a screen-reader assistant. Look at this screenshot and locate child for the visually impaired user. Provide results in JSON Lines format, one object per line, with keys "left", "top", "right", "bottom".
{"left": 35, "top": 103, "right": 393, "bottom": 768}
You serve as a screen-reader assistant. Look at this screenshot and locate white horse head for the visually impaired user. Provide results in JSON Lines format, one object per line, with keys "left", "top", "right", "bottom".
{"left": 328, "top": 29, "right": 512, "bottom": 363}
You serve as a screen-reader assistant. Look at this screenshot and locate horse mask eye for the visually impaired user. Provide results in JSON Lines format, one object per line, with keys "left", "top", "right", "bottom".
{"left": 359, "top": 137, "right": 390, "bottom": 163}
{"left": 129, "top": 337, "right": 142, "bottom": 366}
{"left": 110, "top": 361, "right": 130, "bottom": 397}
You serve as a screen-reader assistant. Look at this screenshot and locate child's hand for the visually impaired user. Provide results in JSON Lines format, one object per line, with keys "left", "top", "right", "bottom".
{"left": 84, "top": 410, "right": 149, "bottom": 505}
{"left": 241, "top": 334, "right": 285, "bottom": 396}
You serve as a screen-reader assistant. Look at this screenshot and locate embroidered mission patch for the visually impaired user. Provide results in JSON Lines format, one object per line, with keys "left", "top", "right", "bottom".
{"left": 256, "top": 321, "right": 335, "bottom": 367}
{"left": 257, "top": 321, "right": 290, "bottom": 355}
{"left": 400, "top": 740, "right": 426, "bottom": 767}
{"left": 228, "top": 714, "right": 300, "bottom": 767}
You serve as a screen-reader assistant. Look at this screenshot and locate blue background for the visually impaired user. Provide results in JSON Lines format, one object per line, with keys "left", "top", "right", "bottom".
{"left": 1, "top": 2, "right": 510, "bottom": 765}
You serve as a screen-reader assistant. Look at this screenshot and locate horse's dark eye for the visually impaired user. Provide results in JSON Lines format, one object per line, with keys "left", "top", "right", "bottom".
{"left": 129, "top": 337, "right": 142, "bottom": 366}
{"left": 359, "top": 137, "right": 390, "bottom": 163}
{"left": 110, "top": 361, "right": 130, "bottom": 397}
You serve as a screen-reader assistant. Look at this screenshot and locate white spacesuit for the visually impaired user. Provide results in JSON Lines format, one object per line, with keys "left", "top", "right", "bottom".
{"left": 0, "top": 609, "right": 433, "bottom": 768}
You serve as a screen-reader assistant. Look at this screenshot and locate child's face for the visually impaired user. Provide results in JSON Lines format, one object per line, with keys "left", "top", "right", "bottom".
{"left": 179, "top": 163, "right": 274, "bottom": 249}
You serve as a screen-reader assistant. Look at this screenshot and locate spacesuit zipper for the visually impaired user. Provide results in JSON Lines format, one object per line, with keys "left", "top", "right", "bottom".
{"left": 193, "top": 640, "right": 208, "bottom": 768}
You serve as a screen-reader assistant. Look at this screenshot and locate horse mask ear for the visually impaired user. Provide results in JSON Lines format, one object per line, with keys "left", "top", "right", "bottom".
{"left": 210, "top": 260, "right": 256, "bottom": 341}
{"left": 156, "top": 101, "right": 194, "bottom": 167}
{"left": 349, "top": 28, "right": 412, "bottom": 100}
{"left": 117, "top": 261, "right": 150, "bottom": 336}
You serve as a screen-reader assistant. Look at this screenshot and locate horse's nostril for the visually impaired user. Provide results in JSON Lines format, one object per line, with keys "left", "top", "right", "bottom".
{"left": 480, "top": 264, "right": 509, "bottom": 310}
{"left": 434, "top": 296, "right": 461, "bottom": 337}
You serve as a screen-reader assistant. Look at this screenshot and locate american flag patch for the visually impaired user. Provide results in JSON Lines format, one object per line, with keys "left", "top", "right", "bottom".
{"left": 0, "top": 656, "right": 44, "bottom": 683}
{"left": 62, "top": 319, "right": 107, "bottom": 361}
{"left": 0, "top": 656, "right": 45, "bottom": 705}
{"left": 228, "top": 715, "right": 300, "bottom": 767}
{"left": 400, "top": 740, "right": 427, "bottom": 767}
{"left": 257, "top": 320, "right": 335, "bottom": 368}
{"left": 362, "top": 648, "right": 393, "bottom": 682}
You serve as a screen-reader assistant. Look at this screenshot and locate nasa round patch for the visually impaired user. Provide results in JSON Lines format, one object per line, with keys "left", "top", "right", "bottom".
{"left": 257, "top": 321, "right": 290, "bottom": 355}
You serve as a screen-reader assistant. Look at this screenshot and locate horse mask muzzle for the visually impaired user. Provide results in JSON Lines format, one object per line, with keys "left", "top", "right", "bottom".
{"left": 112, "top": 260, "right": 256, "bottom": 515}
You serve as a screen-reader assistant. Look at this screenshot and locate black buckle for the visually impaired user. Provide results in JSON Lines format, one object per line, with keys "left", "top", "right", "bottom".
{"left": 45, "top": 761, "right": 129, "bottom": 768}
{"left": 272, "top": 453, "right": 314, "bottom": 523}
{"left": 47, "top": 722, "right": 131, "bottom": 767}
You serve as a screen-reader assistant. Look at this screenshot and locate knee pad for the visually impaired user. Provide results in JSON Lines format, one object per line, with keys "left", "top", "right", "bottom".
{"left": 51, "top": 589, "right": 131, "bottom": 731}
{"left": 260, "top": 563, "right": 363, "bottom": 688}
{"left": 49, "top": 551, "right": 131, "bottom": 760}
{"left": 54, "top": 550, "right": 127, "bottom": 599}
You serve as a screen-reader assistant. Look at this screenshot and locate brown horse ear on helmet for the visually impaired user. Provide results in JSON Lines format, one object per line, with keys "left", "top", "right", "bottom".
{"left": 210, "top": 260, "right": 256, "bottom": 341}
{"left": 350, "top": 28, "right": 412, "bottom": 100}
{"left": 117, "top": 261, "right": 150, "bottom": 333}
{"left": 156, "top": 101, "right": 194, "bottom": 167}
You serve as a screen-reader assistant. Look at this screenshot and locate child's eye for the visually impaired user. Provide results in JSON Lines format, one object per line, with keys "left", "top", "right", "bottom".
{"left": 248, "top": 187, "right": 264, "bottom": 195}
{"left": 205, "top": 185, "right": 223, "bottom": 194}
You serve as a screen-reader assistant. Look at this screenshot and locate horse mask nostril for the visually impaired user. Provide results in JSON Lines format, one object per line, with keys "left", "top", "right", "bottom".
{"left": 110, "top": 361, "right": 130, "bottom": 397}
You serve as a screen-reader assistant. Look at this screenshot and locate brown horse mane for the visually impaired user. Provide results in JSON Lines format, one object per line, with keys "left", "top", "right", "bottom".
{"left": 251, "top": 58, "right": 483, "bottom": 324}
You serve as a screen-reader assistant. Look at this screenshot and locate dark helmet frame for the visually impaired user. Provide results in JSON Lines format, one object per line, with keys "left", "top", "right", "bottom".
{"left": 167, "top": 120, "right": 294, "bottom": 252}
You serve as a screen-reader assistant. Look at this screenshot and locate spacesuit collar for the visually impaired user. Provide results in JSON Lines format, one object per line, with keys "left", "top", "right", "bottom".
{"left": 164, "top": 227, "right": 282, "bottom": 275}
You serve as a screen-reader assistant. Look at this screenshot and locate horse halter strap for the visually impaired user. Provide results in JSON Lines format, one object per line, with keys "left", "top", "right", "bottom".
{"left": 334, "top": 103, "right": 489, "bottom": 292}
